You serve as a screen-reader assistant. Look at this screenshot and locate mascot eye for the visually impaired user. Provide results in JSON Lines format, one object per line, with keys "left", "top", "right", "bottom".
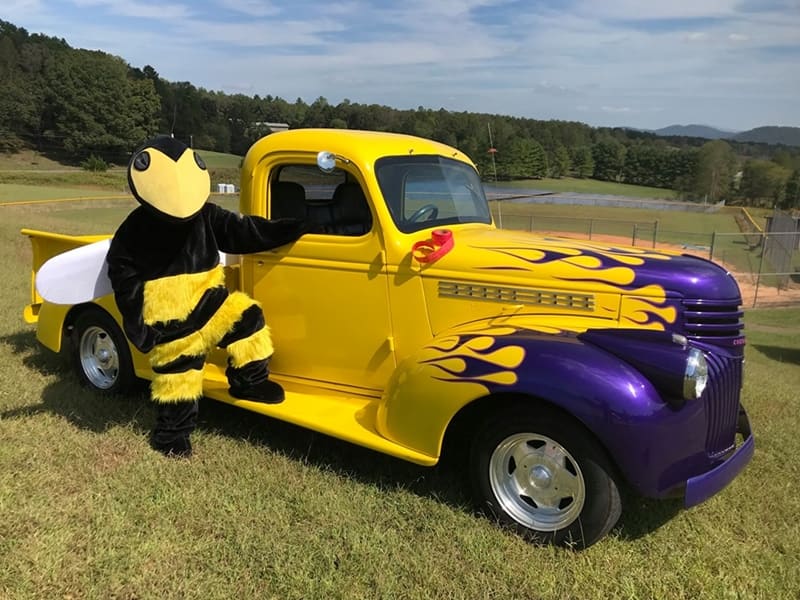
{"left": 194, "top": 152, "right": 207, "bottom": 170}
{"left": 133, "top": 151, "right": 150, "bottom": 171}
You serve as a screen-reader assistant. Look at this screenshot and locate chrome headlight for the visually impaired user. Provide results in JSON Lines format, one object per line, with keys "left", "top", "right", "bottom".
{"left": 683, "top": 347, "right": 708, "bottom": 400}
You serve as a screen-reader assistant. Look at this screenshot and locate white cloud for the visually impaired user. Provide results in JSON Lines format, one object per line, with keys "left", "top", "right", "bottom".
{"left": 4, "top": 0, "right": 799, "bottom": 130}
{"left": 684, "top": 32, "right": 710, "bottom": 42}
{"left": 575, "top": 0, "right": 737, "bottom": 20}
{"left": 71, "top": 0, "right": 193, "bottom": 19}
{"left": 213, "top": 0, "right": 279, "bottom": 17}
{"left": 2, "top": 0, "right": 44, "bottom": 21}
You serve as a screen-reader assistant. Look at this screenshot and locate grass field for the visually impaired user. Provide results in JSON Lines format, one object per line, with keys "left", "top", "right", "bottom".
{"left": 0, "top": 148, "right": 240, "bottom": 171}
{"left": 1, "top": 190, "right": 799, "bottom": 597}
{"left": 197, "top": 149, "right": 244, "bottom": 169}
{"left": 492, "top": 177, "right": 679, "bottom": 199}
{"left": 0, "top": 149, "right": 240, "bottom": 197}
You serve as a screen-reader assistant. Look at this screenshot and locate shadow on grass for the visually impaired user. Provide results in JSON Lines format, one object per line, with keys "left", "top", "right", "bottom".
{"left": 751, "top": 344, "right": 800, "bottom": 365}
{"left": 614, "top": 494, "right": 683, "bottom": 542}
{"left": 3, "top": 329, "right": 681, "bottom": 545}
{"left": 0, "top": 330, "right": 152, "bottom": 433}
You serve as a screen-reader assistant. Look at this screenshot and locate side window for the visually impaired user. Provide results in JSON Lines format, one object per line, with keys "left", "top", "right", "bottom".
{"left": 269, "top": 165, "right": 372, "bottom": 236}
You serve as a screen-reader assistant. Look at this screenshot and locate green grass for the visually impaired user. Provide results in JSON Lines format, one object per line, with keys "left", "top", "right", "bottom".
{"left": 197, "top": 149, "right": 244, "bottom": 169}
{"left": 0, "top": 148, "right": 243, "bottom": 171}
{"left": 0, "top": 183, "right": 129, "bottom": 204}
{"left": 0, "top": 149, "right": 80, "bottom": 171}
{"left": 0, "top": 170, "right": 130, "bottom": 191}
{"left": 0, "top": 148, "right": 243, "bottom": 195}
{"left": 0, "top": 196, "right": 799, "bottom": 598}
{"left": 492, "top": 177, "right": 679, "bottom": 199}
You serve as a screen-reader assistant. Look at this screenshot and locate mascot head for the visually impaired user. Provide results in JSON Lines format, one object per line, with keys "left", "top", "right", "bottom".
{"left": 128, "top": 136, "right": 210, "bottom": 221}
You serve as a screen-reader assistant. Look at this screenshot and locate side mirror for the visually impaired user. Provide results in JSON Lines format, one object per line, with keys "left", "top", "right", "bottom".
{"left": 317, "top": 151, "right": 337, "bottom": 173}
{"left": 316, "top": 151, "right": 351, "bottom": 174}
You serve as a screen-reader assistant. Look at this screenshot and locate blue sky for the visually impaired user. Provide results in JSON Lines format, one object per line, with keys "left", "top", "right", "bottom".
{"left": 4, "top": 0, "right": 799, "bottom": 131}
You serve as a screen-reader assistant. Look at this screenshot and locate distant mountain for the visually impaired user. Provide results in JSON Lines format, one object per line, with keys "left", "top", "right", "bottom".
{"left": 732, "top": 126, "right": 800, "bottom": 147}
{"left": 651, "top": 124, "right": 800, "bottom": 147}
{"left": 653, "top": 124, "right": 737, "bottom": 139}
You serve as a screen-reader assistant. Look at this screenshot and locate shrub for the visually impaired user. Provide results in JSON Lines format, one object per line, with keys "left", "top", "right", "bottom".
{"left": 81, "top": 154, "right": 109, "bottom": 172}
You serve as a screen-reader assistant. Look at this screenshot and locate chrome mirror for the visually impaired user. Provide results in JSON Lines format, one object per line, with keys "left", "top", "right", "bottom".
{"left": 317, "top": 151, "right": 337, "bottom": 173}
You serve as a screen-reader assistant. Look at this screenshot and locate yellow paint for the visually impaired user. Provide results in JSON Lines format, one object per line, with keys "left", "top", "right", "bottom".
{"left": 620, "top": 287, "right": 677, "bottom": 329}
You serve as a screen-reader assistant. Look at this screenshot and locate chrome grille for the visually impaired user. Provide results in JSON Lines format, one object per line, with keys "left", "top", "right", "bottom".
{"left": 682, "top": 300, "right": 744, "bottom": 344}
{"left": 703, "top": 352, "right": 742, "bottom": 457}
{"left": 438, "top": 281, "right": 594, "bottom": 310}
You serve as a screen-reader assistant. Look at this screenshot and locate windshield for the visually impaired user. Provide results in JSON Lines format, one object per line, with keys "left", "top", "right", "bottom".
{"left": 375, "top": 155, "right": 492, "bottom": 233}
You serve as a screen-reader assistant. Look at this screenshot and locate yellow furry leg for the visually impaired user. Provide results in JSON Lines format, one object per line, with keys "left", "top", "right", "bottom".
{"left": 151, "top": 369, "right": 204, "bottom": 403}
{"left": 227, "top": 324, "right": 274, "bottom": 368}
{"left": 150, "top": 292, "right": 260, "bottom": 366}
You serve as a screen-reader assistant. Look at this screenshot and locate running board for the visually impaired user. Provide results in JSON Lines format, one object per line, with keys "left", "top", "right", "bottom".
{"left": 201, "top": 373, "right": 437, "bottom": 466}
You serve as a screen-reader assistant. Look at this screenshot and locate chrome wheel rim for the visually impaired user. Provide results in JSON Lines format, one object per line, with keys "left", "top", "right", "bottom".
{"left": 489, "top": 432, "right": 586, "bottom": 531}
{"left": 79, "top": 325, "right": 120, "bottom": 389}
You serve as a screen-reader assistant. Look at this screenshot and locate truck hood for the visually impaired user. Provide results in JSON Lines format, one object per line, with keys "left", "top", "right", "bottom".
{"left": 416, "top": 227, "right": 741, "bottom": 302}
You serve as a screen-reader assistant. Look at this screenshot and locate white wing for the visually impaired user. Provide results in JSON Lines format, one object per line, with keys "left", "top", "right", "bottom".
{"left": 35, "top": 239, "right": 113, "bottom": 305}
{"left": 36, "top": 239, "right": 237, "bottom": 305}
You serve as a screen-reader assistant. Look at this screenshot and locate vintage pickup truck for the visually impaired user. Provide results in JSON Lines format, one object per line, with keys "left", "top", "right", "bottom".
{"left": 22, "top": 128, "right": 753, "bottom": 548}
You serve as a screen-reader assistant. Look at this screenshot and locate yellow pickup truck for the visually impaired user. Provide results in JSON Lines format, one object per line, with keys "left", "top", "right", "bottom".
{"left": 22, "top": 128, "right": 753, "bottom": 548}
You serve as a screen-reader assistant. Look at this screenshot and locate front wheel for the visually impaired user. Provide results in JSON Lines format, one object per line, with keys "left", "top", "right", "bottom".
{"left": 71, "top": 308, "right": 136, "bottom": 394}
{"left": 469, "top": 408, "right": 621, "bottom": 549}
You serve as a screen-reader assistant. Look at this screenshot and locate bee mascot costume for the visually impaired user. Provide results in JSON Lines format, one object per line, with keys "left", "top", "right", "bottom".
{"left": 107, "top": 136, "right": 307, "bottom": 457}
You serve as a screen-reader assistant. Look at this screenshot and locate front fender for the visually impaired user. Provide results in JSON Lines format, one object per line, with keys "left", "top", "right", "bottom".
{"left": 376, "top": 321, "right": 670, "bottom": 464}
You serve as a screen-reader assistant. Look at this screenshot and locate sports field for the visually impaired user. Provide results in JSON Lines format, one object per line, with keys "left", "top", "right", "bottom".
{"left": 0, "top": 168, "right": 797, "bottom": 599}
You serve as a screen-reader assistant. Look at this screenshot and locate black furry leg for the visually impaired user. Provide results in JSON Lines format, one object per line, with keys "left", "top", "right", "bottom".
{"left": 227, "top": 358, "right": 285, "bottom": 404}
{"left": 150, "top": 400, "right": 199, "bottom": 458}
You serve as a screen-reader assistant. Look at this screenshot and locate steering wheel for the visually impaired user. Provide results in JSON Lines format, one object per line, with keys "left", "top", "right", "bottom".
{"left": 408, "top": 204, "right": 439, "bottom": 223}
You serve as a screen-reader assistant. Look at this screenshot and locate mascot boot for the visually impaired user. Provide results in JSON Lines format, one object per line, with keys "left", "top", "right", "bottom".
{"left": 217, "top": 303, "right": 285, "bottom": 404}
{"left": 226, "top": 358, "right": 285, "bottom": 404}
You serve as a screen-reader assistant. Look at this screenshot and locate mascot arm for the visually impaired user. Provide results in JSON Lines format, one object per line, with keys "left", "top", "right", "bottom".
{"left": 106, "top": 238, "right": 161, "bottom": 354}
{"left": 206, "top": 203, "right": 308, "bottom": 254}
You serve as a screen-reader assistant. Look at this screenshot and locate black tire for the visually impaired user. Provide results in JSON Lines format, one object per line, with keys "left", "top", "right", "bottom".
{"left": 469, "top": 407, "right": 621, "bottom": 549}
{"left": 71, "top": 308, "right": 136, "bottom": 395}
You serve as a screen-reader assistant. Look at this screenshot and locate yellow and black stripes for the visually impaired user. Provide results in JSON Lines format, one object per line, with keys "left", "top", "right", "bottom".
{"left": 143, "top": 266, "right": 226, "bottom": 325}
{"left": 150, "top": 365, "right": 205, "bottom": 403}
{"left": 106, "top": 203, "right": 307, "bottom": 356}
{"left": 148, "top": 292, "right": 273, "bottom": 403}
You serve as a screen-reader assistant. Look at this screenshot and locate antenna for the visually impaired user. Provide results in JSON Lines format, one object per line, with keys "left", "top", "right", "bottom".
{"left": 487, "top": 122, "right": 498, "bottom": 182}
{"left": 487, "top": 122, "right": 501, "bottom": 228}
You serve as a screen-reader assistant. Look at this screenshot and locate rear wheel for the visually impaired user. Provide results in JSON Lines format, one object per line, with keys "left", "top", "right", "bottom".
{"left": 71, "top": 308, "right": 136, "bottom": 394}
{"left": 470, "top": 408, "right": 621, "bottom": 549}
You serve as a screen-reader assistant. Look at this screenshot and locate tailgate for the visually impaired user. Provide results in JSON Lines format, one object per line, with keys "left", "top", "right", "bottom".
{"left": 20, "top": 228, "right": 111, "bottom": 323}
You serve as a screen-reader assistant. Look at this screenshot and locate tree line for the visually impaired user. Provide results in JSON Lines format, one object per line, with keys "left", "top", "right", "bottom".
{"left": 1, "top": 19, "right": 799, "bottom": 209}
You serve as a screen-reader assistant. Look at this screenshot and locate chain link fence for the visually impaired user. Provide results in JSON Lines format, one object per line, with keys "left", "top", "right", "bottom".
{"left": 492, "top": 207, "right": 800, "bottom": 308}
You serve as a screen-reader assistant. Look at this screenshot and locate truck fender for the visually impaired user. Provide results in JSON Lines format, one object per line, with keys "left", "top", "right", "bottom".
{"left": 376, "top": 325, "right": 669, "bottom": 470}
